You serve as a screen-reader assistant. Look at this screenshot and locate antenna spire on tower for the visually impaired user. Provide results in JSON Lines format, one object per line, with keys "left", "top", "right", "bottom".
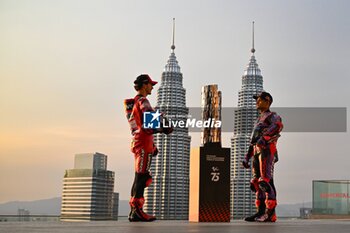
{"left": 251, "top": 21, "right": 255, "bottom": 54}
{"left": 171, "top": 18, "right": 176, "bottom": 51}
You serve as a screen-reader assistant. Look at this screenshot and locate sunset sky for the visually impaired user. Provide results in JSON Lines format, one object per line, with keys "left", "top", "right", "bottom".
{"left": 1, "top": 0, "right": 349, "bottom": 205}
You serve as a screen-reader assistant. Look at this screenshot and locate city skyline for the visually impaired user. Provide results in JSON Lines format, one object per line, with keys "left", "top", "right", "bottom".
{"left": 1, "top": 0, "right": 349, "bottom": 206}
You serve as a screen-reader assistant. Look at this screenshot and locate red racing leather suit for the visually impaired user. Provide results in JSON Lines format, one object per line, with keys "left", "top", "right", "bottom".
{"left": 127, "top": 95, "right": 160, "bottom": 174}
{"left": 124, "top": 94, "right": 162, "bottom": 221}
{"left": 124, "top": 95, "right": 163, "bottom": 208}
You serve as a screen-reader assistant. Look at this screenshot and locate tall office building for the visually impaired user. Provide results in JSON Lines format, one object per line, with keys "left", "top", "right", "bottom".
{"left": 144, "top": 19, "right": 191, "bottom": 220}
{"left": 112, "top": 192, "right": 119, "bottom": 220}
{"left": 17, "top": 209, "right": 30, "bottom": 222}
{"left": 231, "top": 23, "right": 264, "bottom": 219}
{"left": 61, "top": 152, "right": 117, "bottom": 221}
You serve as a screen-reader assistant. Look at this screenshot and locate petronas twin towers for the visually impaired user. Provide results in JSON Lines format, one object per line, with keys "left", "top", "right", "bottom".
{"left": 231, "top": 46, "right": 264, "bottom": 219}
{"left": 144, "top": 21, "right": 265, "bottom": 220}
{"left": 144, "top": 26, "right": 191, "bottom": 220}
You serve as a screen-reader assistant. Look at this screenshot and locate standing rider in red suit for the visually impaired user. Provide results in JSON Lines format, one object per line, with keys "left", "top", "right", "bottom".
{"left": 124, "top": 74, "right": 173, "bottom": 222}
{"left": 242, "top": 92, "right": 283, "bottom": 222}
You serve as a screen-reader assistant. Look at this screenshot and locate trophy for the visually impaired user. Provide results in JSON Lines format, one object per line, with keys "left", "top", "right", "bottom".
{"left": 189, "top": 85, "right": 231, "bottom": 222}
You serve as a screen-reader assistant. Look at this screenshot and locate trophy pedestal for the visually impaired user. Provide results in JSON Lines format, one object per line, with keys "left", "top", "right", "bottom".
{"left": 189, "top": 142, "right": 230, "bottom": 222}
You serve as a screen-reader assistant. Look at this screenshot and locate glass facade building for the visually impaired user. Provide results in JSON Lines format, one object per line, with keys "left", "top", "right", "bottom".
{"left": 313, "top": 180, "right": 350, "bottom": 215}
{"left": 60, "top": 153, "right": 117, "bottom": 221}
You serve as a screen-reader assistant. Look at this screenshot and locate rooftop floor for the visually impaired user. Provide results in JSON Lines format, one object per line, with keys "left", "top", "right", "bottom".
{"left": 1, "top": 219, "right": 350, "bottom": 233}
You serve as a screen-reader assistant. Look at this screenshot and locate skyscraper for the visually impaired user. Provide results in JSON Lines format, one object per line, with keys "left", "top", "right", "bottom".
{"left": 231, "top": 22, "right": 264, "bottom": 219}
{"left": 61, "top": 152, "right": 118, "bottom": 221}
{"left": 144, "top": 19, "right": 191, "bottom": 220}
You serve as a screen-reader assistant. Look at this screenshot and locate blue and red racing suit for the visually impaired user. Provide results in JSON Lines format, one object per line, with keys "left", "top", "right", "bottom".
{"left": 244, "top": 110, "right": 283, "bottom": 216}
